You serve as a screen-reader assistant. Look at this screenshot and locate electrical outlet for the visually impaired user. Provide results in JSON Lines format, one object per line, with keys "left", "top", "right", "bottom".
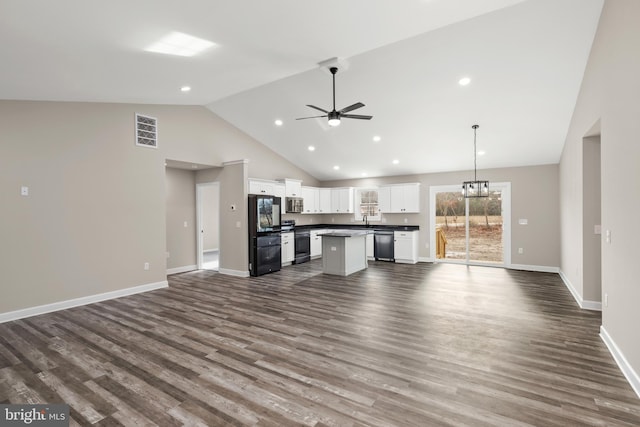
{"left": 144, "top": 262, "right": 150, "bottom": 270}
{"left": 518, "top": 248, "right": 524, "bottom": 254}
{"left": 183, "top": 221, "right": 188, "bottom": 228}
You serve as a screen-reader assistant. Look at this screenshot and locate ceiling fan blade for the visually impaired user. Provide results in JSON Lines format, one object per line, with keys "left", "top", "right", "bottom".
{"left": 341, "top": 114, "right": 373, "bottom": 120}
{"left": 295, "top": 115, "right": 328, "bottom": 120}
{"left": 339, "top": 102, "right": 365, "bottom": 114}
{"left": 306, "top": 105, "right": 329, "bottom": 113}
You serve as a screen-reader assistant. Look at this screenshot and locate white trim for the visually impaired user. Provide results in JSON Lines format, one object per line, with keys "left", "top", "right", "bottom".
{"left": 204, "top": 248, "right": 219, "bottom": 253}
{"left": 558, "top": 269, "right": 602, "bottom": 311}
{"left": 582, "top": 300, "right": 602, "bottom": 311}
{"left": 219, "top": 268, "right": 249, "bottom": 277}
{"left": 0, "top": 281, "right": 168, "bottom": 324}
{"left": 167, "top": 265, "right": 197, "bottom": 275}
{"left": 508, "top": 264, "right": 559, "bottom": 273}
{"left": 418, "top": 257, "right": 434, "bottom": 263}
{"left": 222, "top": 159, "right": 249, "bottom": 166}
{"left": 600, "top": 326, "right": 640, "bottom": 399}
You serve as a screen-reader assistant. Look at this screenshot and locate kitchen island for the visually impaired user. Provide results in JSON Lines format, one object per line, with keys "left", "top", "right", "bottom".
{"left": 319, "top": 230, "right": 370, "bottom": 276}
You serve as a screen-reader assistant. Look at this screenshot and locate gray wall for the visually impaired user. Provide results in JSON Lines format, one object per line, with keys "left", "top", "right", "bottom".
{"left": 559, "top": 0, "right": 640, "bottom": 384}
{"left": 323, "top": 163, "right": 561, "bottom": 268}
{"left": 0, "top": 100, "right": 315, "bottom": 314}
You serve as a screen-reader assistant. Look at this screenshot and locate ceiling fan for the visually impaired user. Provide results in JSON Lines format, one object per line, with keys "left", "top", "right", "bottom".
{"left": 296, "top": 67, "right": 372, "bottom": 127}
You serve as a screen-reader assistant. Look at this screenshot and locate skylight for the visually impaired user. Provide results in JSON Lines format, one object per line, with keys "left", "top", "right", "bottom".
{"left": 146, "top": 32, "right": 216, "bottom": 57}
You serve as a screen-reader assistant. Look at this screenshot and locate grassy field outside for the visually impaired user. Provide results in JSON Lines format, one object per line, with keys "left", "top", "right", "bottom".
{"left": 436, "top": 216, "right": 503, "bottom": 262}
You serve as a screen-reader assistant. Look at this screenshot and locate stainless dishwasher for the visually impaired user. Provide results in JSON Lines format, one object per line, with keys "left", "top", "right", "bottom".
{"left": 373, "top": 230, "right": 394, "bottom": 261}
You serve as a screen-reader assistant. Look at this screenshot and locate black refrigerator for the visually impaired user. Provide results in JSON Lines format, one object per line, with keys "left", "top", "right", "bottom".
{"left": 248, "top": 195, "right": 282, "bottom": 276}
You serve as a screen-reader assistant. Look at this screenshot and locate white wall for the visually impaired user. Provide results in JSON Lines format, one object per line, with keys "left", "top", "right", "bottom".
{"left": 560, "top": 0, "right": 640, "bottom": 392}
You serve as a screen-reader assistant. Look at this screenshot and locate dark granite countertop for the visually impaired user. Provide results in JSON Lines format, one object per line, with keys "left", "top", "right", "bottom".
{"left": 293, "top": 224, "right": 419, "bottom": 231}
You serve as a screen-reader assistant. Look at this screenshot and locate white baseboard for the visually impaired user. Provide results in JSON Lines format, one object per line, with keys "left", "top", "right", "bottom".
{"left": 508, "top": 264, "right": 559, "bottom": 273}
{"left": 0, "top": 280, "right": 168, "bottom": 324}
{"left": 167, "top": 265, "right": 197, "bottom": 275}
{"left": 600, "top": 326, "right": 640, "bottom": 399}
{"left": 558, "top": 269, "right": 602, "bottom": 311}
{"left": 418, "top": 257, "right": 434, "bottom": 263}
{"left": 218, "top": 268, "right": 249, "bottom": 278}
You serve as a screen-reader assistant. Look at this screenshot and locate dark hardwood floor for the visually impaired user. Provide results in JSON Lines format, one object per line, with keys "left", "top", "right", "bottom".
{"left": 1, "top": 260, "right": 640, "bottom": 426}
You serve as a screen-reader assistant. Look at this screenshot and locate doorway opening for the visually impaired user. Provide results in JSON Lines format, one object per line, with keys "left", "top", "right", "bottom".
{"left": 196, "top": 182, "right": 220, "bottom": 271}
{"left": 430, "top": 183, "right": 511, "bottom": 265}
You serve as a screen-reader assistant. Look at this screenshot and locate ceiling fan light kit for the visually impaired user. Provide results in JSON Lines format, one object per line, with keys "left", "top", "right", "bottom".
{"left": 296, "top": 66, "right": 372, "bottom": 127}
{"left": 462, "top": 124, "right": 489, "bottom": 198}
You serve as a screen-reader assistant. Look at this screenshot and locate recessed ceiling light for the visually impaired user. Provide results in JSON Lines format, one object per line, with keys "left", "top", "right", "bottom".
{"left": 459, "top": 77, "right": 471, "bottom": 86}
{"left": 333, "top": 165, "right": 340, "bottom": 170}
{"left": 180, "top": 86, "right": 191, "bottom": 92}
{"left": 274, "top": 119, "right": 283, "bottom": 126}
{"left": 146, "top": 32, "right": 216, "bottom": 57}
{"left": 308, "top": 145, "right": 315, "bottom": 151}
{"left": 392, "top": 159, "right": 400, "bottom": 165}
{"left": 373, "top": 135, "right": 381, "bottom": 142}
{"left": 361, "top": 172, "right": 367, "bottom": 177}
{"left": 191, "top": 165, "right": 198, "bottom": 169}
{"left": 477, "top": 150, "right": 486, "bottom": 156}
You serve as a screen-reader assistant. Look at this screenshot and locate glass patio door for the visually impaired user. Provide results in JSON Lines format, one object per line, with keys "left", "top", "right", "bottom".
{"left": 430, "top": 183, "right": 511, "bottom": 265}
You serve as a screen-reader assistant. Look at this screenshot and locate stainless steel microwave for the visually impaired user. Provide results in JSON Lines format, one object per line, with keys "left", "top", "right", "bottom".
{"left": 285, "top": 197, "right": 304, "bottom": 213}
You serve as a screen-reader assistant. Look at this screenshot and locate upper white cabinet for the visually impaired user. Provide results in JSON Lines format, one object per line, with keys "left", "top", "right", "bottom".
{"left": 248, "top": 179, "right": 276, "bottom": 195}
{"left": 331, "top": 187, "right": 354, "bottom": 213}
{"left": 318, "top": 188, "right": 332, "bottom": 213}
{"left": 283, "top": 179, "right": 302, "bottom": 198}
{"left": 273, "top": 183, "right": 286, "bottom": 200}
{"left": 301, "top": 186, "right": 319, "bottom": 214}
{"left": 379, "top": 183, "right": 420, "bottom": 213}
{"left": 248, "top": 178, "right": 289, "bottom": 200}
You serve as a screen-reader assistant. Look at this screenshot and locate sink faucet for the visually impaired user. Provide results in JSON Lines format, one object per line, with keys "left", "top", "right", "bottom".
{"left": 363, "top": 215, "right": 369, "bottom": 227}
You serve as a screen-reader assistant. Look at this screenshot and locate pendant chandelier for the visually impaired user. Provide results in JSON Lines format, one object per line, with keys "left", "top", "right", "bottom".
{"left": 462, "top": 124, "right": 489, "bottom": 198}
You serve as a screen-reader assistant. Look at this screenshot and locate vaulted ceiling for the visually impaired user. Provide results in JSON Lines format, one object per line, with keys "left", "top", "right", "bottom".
{"left": 0, "top": 0, "right": 603, "bottom": 180}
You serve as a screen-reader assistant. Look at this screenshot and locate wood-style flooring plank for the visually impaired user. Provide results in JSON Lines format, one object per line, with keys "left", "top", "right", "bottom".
{"left": 1, "top": 260, "right": 640, "bottom": 426}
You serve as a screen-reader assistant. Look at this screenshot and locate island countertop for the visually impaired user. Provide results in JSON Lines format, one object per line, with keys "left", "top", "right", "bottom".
{"left": 318, "top": 230, "right": 372, "bottom": 238}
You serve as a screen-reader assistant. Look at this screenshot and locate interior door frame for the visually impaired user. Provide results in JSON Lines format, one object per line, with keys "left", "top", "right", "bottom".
{"left": 429, "top": 182, "right": 511, "bottom": 266}
{"left": 196, "top": 181, "right": 220, "bottom": 270}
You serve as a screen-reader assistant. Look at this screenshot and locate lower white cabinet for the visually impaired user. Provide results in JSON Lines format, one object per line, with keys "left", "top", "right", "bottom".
{"left": 366, "top": 233, "right": 374, "bottom": 259}
{"left": 310, "top": 229, "right": 325, "bottom": 258}
{"left": 394, "top": 230, "right": 418, "bottom": 264}
{"left": 281, "top": 232, "right": 295, "bottom": 265}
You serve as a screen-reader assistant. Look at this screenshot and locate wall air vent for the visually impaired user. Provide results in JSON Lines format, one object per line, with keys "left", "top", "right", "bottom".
{"left": 135, "top": 113, "right": 157, "bottom": 148}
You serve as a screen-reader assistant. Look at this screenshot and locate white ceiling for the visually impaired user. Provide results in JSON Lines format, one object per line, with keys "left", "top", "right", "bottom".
{"left": 0, "top": 0, "right": 603, "bottom": 181}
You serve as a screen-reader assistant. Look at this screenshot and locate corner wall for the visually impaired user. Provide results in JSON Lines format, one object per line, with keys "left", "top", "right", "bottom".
{"left": 0, "top": 100, "right": 315, "bottom": 316}
{"left": 559, "top": 0, "right": 640, "bottom": 395}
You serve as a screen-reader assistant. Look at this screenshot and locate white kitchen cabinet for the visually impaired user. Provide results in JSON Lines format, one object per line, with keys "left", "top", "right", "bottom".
{"left": 301, "top": 186, "right": 319, "bottom": 214}
{"left": 249, "top": 179, "right": 276, "bottom": 196}
{"left": 378, "top": 186, "right": 391, "bottom": 213}
{"left": 379, "top": 183, "right": 420, "bottom": 213}
{"left": 366, "top": 233, "right": 374, "bottom": 259}
{"left": 318, "top": 188, "right": 332, "bottom": 213}
{"left": 310, "top": 229, "right": 325, "bottom": 258}
{"left": 282, "top": 179, "right": 302, "bottom": 198}
{"left": 394, "top": 230, "right": 418, "bottom": 264}
{"left": 330, "top": 187, "right": 354, "bottom": 213}
{"left": 273, "top": 183, "right": 286, "bottom": 200}
{"left": 281, "top": 232, "right": 295, "bottom": 265}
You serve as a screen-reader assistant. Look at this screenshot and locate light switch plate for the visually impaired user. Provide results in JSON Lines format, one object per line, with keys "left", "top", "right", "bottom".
{"left": 518, "top": 219, "right": 528, "bottom": 225}
{"left": 21, "top": 186, "right": 29, "bottom": 196}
